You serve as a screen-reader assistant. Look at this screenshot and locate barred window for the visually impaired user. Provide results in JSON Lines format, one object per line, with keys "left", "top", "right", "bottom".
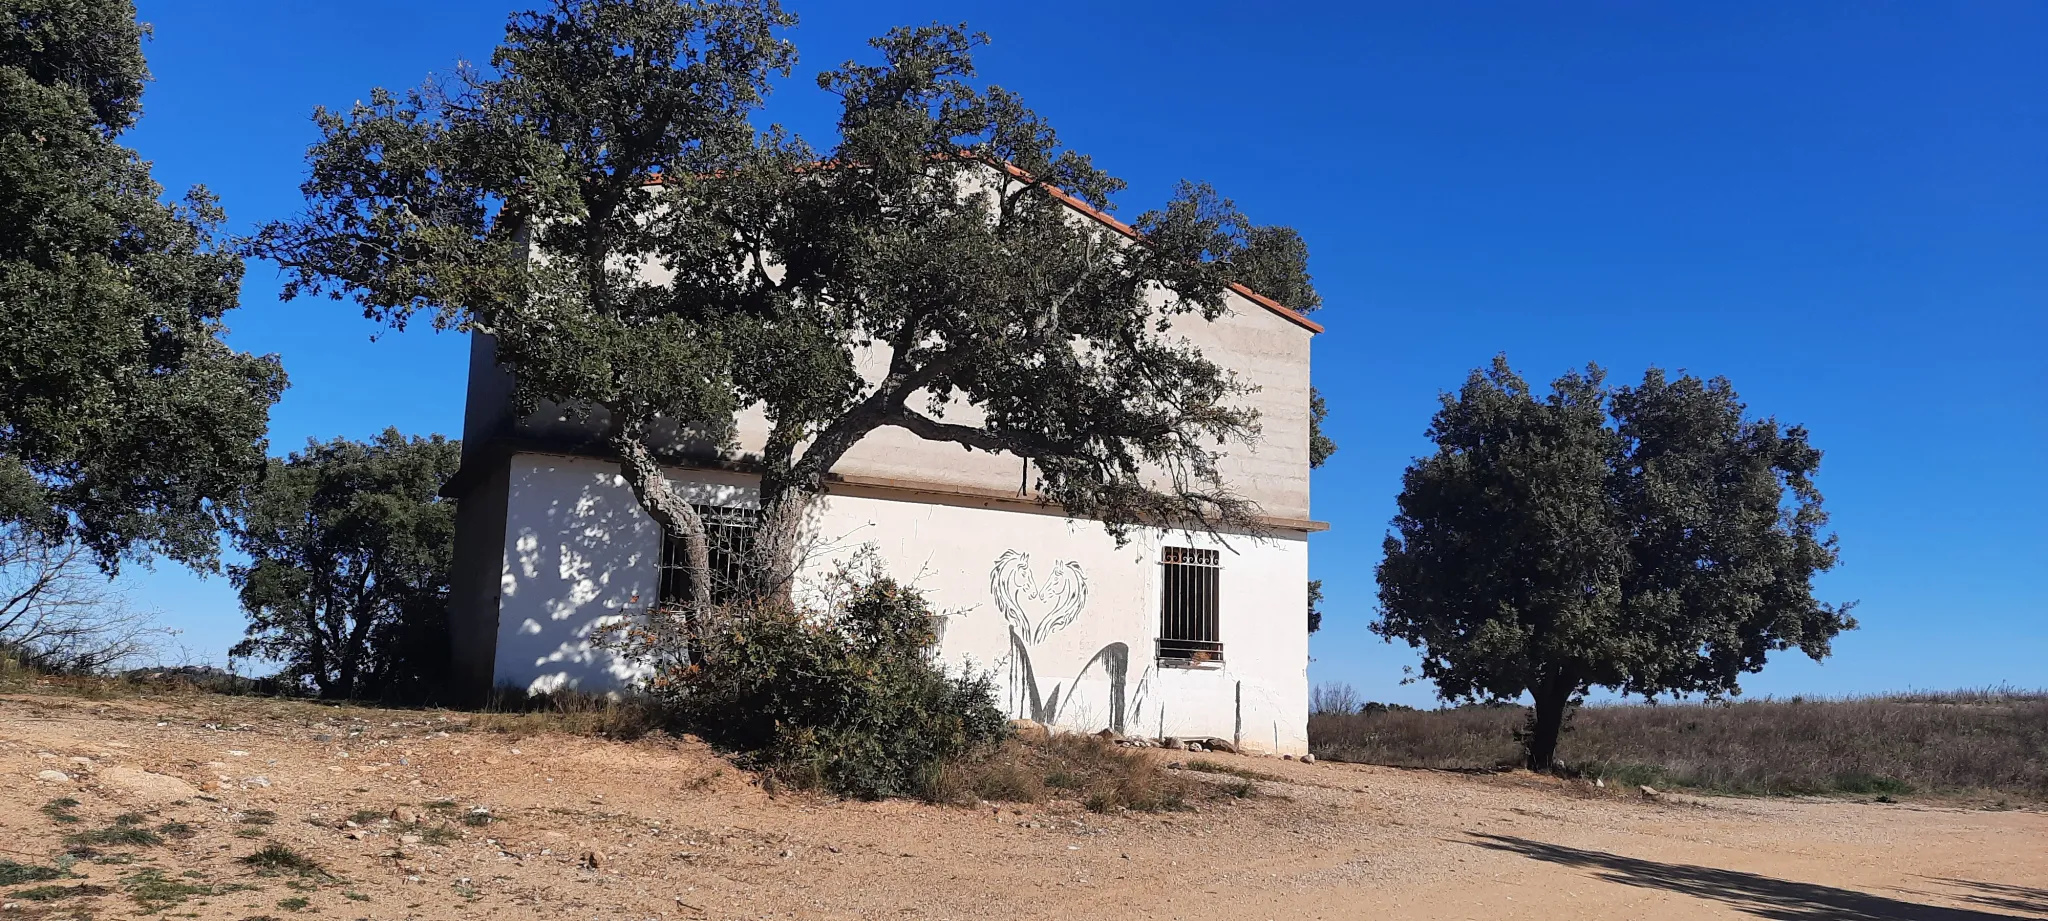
{"left": 1158, "top": 547, "right": 1222, "bottom": 666}
{"left": 657, "top": 505, "right": 760, "bottom": 606}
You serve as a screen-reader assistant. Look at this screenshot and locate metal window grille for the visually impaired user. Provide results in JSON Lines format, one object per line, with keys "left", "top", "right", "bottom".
{"left": 1158, "top": 547, "right": 1222, "bottom": 666}
{"left": 657, "top": 505, "right": 760, "bottom": 606}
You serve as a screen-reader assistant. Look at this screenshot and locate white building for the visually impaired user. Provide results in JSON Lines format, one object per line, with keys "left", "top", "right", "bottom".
{"left": 441, "top": 183, "right": 1327, "bottom": 754}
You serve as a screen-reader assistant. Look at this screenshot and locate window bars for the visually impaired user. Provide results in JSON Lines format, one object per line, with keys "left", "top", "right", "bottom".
{"left": 656, "top": 504, "right": 761, "bottom": 606}
{"left": 1158, "top": 546, "right": 1223, "bottom": 667}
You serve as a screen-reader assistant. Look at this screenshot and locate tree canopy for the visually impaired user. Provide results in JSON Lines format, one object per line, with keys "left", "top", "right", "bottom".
{"left": 256, "top": 1, "right": 1324, "bottom": 617}
{"left": 1374, "top": 356, "right": 1853, "bottom": 770}
{"left": 228, "top": 430, "right": 460, "bottom": 701}
{"left": 0, "top": 0, "right": 285, "bottom": 568}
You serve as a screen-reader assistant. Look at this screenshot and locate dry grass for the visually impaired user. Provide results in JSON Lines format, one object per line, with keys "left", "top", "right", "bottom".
{"left": 929, "top": 736, "right": 1195, "bottom": 813}
{"left": 470, "top": 686, "right": 669, "bottom": 740}
{"left": 1309, "top": 689, "right": 2048, "bottom": 799}
{"left": 1182, "top": 758, "right": 1288, "bottom": 785}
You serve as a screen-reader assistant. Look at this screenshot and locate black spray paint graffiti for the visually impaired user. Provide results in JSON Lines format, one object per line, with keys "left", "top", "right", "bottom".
{"left": 988, "top": 550, "right": 1129, "bottom": 734}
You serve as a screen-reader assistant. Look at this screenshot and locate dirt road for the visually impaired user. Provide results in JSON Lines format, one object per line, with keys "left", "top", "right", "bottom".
{"left": 2, "top": 689, "right": 2042, "bottom": 920}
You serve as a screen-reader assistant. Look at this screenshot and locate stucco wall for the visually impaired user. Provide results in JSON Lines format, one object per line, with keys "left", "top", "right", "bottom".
{"left": 491, "top": 453, "right": 1310, "bottom": 754}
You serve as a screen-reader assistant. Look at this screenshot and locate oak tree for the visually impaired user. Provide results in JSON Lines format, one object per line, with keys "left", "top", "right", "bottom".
{"left": 1, "top": 0, "right": 285, "bottom": 568}
{"left": 252, "top": 0, "right": 797, "bottom": 631}
{"left": 1374, "top": 357, "right": 1854, "bottom": 770}
{"left": 257, "top": 2, "right": 1320, "bottom": 626}
{"left": 228, "top": 430, "right": 460, "bottom": 700}
{"left": 729, "top": 24, "right": 1300, "bottom": 593}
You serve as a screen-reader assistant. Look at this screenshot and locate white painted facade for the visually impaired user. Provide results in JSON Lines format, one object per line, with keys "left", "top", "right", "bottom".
{"left": 488, "top": 453, "right": 1311, "bottom": 754}
{"left": 442, "top": 162, "right": 1324, "bottom": 753}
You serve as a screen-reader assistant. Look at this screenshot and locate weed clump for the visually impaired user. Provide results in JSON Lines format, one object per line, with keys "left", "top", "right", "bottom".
{"left": 12, "top": 883, "right": 109, "bottom": 901}
{"left": 156, "top": 820, "right": 197, "bottom": 840}
{"left": 66, "top": 823, "right": 163, "bottom": 848}
{"left": 39, "top": 797, "right": 82, "bottom": 824}
{"left": 121, "top": 868, "right": 254, "bottom": 911}
{"left": 240, "top": 844, "right": 327, "bottom": 877}
{"left": 408, "top": 823, "right": 460, "bottom": 846}
{"left": 0, "top": 858, "right": 66, "bottom": 885}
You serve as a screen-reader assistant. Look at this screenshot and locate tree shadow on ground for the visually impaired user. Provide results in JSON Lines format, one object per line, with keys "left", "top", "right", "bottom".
{"left": 1465, "top": 833, "right": 2035, "bottom": 921}
{"left": 1922, "top": 880, "right": 2048, "bottom": 917}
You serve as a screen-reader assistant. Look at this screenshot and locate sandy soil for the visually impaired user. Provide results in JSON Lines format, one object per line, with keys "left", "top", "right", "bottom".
{"left": 2, "top": 689, "right": 2042, "bottom": 921}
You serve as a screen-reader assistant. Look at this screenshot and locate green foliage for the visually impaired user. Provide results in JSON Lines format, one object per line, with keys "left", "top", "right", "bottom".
{"left": 256, "top": 2, "right": 1315, "bottom": 602}
{"left": 239, "top": 843, "right": 326, "bottom": 877}
{"left": 0, "top": 858, "right": 65, "bottom": 885}
{"left": 1227, "top": 219, "right": 1336, "bottom": 473}
{"left": 39, "top": 796, "right": 80, "bottom": 823}
{"left": 1221, "top": 185, "right": 1332, "bottom": 632}
{"left": 0, "top": 0, "right": 149, "bottom": 133}
{"left": 120, "top": 867, "right": 253, "bottom": 911}
{"left": 0, "top": 0, "right": 285, "bottom": 569}
{"left": 11, "top": 883, "right": 105, "bottom": 901}
{"left": 1308, "top": 387, "right": 1337, "bottom": 469}
{"left": 739, "top": 23, "right": 1277, "bottom": 543}
{"left": 613, "top": 560, "right": 1007, "bottom": 799}
{"left": 65, "top": 822, "right": 161, "bottom": 847}
{"left": 1374, "top": 356, "right": 1854, "bottom": 770}
{"left": 228, "top": 429, "right": 459, "bottom": 700}
{"left": 249, "top": 0, "right": 798, "bottom": 603}
{"left": 403, "top": 822, "right": 459, "bottom": 846}
{"left": 1229, "top": 225, "right": 1322, "bottom": 313}
{"left": 155, "top": 820, "right": 195, "bottom": 840}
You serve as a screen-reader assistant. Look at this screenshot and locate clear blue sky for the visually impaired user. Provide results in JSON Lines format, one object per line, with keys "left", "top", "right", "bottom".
{"left": 122, "top": 1, "right": 2045, "bottom": 703}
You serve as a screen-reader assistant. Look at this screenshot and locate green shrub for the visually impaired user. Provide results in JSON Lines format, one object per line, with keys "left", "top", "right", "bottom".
{"left": 612, "top": 563, "right": 1005, "bottom": 800}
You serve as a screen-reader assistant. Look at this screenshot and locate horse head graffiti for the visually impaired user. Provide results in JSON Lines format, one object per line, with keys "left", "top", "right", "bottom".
{"left": 987, "top": 550, "right": 1127, "bottom": 734}
{"left": 989, "top": 550, "right": 1087, "bottom": 644}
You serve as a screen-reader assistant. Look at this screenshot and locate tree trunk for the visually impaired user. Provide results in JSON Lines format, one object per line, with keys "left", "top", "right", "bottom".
{"left": 608, "top": 422, "right": 713, "bottom": 646}
{"left": 746, "top": 491, "right": 811, "bottom": 605}
{"left": 1524, "top": 677, "right": 1577, "bottom": 773}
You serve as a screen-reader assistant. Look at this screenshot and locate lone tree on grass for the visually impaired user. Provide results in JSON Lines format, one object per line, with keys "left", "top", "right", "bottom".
{"left": 256, "top": 1, "right": 1323, "bottom": 627}
{"left": 2, "top": 0, "right": 284, "bottom": 570}
{"left": 1373, "top": 356, "right": 1854, "bottom": 771}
